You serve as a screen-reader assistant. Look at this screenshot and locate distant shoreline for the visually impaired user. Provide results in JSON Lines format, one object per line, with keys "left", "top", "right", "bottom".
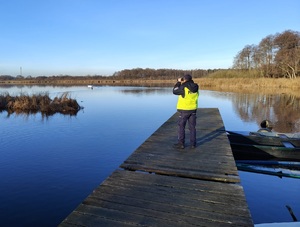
{"left": 1, "top": 78, "right": 300, "bottom": 96}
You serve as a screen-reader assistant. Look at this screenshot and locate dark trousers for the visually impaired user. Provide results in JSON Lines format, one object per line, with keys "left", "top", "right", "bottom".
{"left": 177, "top": 110, "right": 197, "bottom": 146}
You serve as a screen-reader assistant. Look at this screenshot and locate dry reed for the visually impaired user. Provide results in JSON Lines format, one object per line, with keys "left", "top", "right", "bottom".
{"left": 0, "top": 92, "right": 82, "bottom": 115}
{"left": 192, "top": 78, "right": 300, "bottom": 97}
{"left": 1, "top": 77, "right": 300, "bottom": 96}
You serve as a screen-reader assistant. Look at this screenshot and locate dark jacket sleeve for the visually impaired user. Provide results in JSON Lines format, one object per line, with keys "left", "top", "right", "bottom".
{"left": 173, "top": 82, "right": 185, "bottom": 97}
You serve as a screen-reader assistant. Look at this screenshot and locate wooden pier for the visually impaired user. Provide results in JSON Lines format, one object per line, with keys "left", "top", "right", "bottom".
{"left": 59, "top": 108, "right": 254, "bottom": 226}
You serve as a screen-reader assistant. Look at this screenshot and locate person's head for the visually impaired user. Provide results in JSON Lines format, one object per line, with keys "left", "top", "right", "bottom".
{"left": 260, "top": 120, "right": 273, "bottom": 130}
{"left": 183, "top": 74, "right": 192, "bottom": 82}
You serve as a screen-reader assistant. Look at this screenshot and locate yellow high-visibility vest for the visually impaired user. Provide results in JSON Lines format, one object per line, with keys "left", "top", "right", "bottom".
{"left": 177, "top": 87, "right": 199, "bottom": 110}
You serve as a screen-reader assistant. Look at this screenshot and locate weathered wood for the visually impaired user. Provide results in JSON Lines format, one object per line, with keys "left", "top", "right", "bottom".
{"left": 60, "top": 170, "right": 253, "bottom": 226}
{"left": 59, "top": 108, "right": 253, "bottom": 226}
{"left": 120, "top": 108, "right": 239, "bottom": 183}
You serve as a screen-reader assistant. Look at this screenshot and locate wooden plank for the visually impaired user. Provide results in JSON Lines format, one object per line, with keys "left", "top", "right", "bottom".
{"left": 60, "top": 170, "right": 253, "bottom": 226}
{"left": 59, "top": 108, "right": 254, "bottom": 226}
{"left": 120, "top": 108, "right": 239, "bottom": 183}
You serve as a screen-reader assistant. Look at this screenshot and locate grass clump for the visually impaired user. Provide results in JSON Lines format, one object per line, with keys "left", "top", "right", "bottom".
{"left": 0, "top": 92, "right": 82, "bottom": 116}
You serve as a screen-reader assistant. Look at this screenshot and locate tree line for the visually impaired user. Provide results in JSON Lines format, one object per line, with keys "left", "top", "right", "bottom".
{"left": 0, "top": 68, "right": 219, "bottom": 82}
{"left": 233, "top": 30, "right": 300, "bottom": 79}
{"left": 110, "top": 68, "right": 218, "bottom": 80}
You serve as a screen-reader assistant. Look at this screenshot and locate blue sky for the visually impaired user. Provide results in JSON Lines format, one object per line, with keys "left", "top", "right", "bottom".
{"left": 1, "top": 0, "right": 299, "bottom": 77}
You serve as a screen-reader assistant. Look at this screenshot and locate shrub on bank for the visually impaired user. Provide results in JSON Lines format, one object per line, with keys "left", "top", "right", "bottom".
{"left": 208, "top": 69, "right": 261, "bottom": 78}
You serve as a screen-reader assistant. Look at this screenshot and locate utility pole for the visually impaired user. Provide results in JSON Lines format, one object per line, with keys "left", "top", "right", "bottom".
{"left": 20, "top": 66, "right": 22, "bottom": 76}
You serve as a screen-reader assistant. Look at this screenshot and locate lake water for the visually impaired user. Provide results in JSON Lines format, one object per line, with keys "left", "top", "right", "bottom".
{"left": 0, "top": 85, "right": 299, "bottom": 226}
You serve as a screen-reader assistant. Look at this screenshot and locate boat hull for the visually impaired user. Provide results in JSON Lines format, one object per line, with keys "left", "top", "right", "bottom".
{"left": 230, "top": 143, "right": 300, "bottom": 161}
{"left": 227, "top": 131, "right": 300, "bottom": 161}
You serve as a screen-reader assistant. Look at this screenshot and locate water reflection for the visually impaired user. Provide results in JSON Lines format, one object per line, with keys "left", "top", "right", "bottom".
{"left": 211, "top": 92, "right": 300, "bottom": 133}
{"left": 117, "top": 87, "right": 171, "bottom": 95}
{"left": 4, "top": 110, "right": 81, "bottom": 119}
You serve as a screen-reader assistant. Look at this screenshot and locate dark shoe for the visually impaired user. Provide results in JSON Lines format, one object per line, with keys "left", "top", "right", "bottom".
{"left": 173, "top": 143, "right": 184, "bottom": 149}
{"left": 190, "top": 144, "right": 196, "bottom": 149}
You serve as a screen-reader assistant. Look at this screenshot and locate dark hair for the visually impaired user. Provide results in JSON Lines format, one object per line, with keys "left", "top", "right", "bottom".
{"left": 260, "top": 120, "right": 273, "bottom": 129}
{"left": 183, "top": 74, "right": 192, "bottom": 81}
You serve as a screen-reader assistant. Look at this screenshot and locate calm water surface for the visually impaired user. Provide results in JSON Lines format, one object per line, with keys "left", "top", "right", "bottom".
{"left": 0, "top": 85, "right": 299, "bottom": 226}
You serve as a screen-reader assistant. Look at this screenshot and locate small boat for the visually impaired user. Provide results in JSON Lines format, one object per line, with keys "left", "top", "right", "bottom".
{"left": 227, "top": 131, "right": 300, "bottom": 161}
{"left": 87, "top": 85, "right": 93, "bottom": 89}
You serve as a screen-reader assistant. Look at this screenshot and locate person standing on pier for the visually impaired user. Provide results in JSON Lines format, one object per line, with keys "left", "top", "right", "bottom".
{"left": 173, "top": 74, "right": 199, "bottom": 149}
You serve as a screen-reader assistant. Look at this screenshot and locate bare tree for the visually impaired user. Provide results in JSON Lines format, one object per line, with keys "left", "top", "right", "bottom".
{"left": 232, "top": 30, "right": 300, "bottom": 78}
{"left": 233, "top": 45, "right": 256, "bottom": 70}
{"left": 273, "top": 30, "right": 300, "bottom": 79}
{"left": 257, "top": 35, "right": 275, "bottom": 77}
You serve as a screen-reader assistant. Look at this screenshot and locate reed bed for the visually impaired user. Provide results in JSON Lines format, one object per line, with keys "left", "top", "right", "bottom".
{"left": 1, "top": 77, "right": 300, "bottom": 96}
{"left": 0, "top": 92, "right": 82, "bottom": 115}
{"left": 194, "top": 78, "right": 300, "bottom": 89}
{"left": 192, "top": 78, "right": 300, "bottom": 97}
